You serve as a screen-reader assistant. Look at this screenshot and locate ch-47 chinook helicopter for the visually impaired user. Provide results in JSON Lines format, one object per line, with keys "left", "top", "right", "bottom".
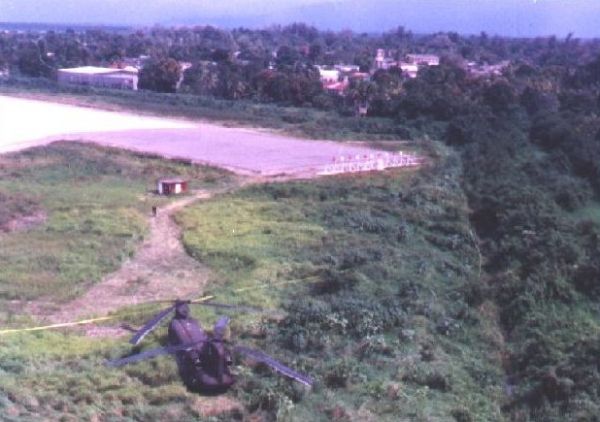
{"left": 106, "top": 299, "right": 313, "bottom": 394}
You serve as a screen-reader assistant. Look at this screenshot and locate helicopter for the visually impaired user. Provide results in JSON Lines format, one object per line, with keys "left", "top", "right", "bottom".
{"left": 106, "top": 298, "right": 313, "bottom": 394}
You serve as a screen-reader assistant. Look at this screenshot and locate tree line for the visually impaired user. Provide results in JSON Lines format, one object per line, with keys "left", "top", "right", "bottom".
{"left": 2, "top": 23, "right": 599, "bottom": 109}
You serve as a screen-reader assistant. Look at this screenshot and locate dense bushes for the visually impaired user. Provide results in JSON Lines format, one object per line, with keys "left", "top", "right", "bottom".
{"left": 436, "top": 60, "right": 600, "bottom": 419}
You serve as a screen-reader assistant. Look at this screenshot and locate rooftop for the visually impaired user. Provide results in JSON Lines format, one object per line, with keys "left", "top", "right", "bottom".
{"left": 158, "top": 177, "right": 188, "bottom": 184}
{"left": 58, "top": 66, "right": 138, "bottom": 75}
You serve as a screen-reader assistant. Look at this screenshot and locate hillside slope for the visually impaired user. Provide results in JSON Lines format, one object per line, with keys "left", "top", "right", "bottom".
{"left": 177, "top": 142, "right": 506, "bottom": 420}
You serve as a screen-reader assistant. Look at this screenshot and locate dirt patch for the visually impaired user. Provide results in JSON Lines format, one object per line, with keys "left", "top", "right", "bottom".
{"left": 1, "top": 211, "right": 47, "bottom": 233}
{"left": 190, "top": 396, "right": 244, "bottom": 419}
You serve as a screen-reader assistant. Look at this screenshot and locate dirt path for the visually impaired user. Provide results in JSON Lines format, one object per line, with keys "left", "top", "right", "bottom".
{"left": 27, "top": 177, "right": 273, "bottom": 336}
{"left": 42, "top": 189, "right": 219, "bottom": 331}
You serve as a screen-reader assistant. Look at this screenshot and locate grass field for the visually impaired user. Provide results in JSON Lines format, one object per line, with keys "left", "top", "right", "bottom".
{"left": 0, "top": 141, "right": 506, "bottom": 421}
{"left": 0, "top": 142, "right": 231, "bottom": 307}
{"left": 0, "top": 142, "right": 239, "bottom": 421}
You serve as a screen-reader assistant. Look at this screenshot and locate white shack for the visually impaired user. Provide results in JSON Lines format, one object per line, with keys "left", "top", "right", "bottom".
{"left": 157, "top": 178, "right": 188, "bottom": 195}
{"left": 57, "top": 66, "right": 138, "bottom": 90}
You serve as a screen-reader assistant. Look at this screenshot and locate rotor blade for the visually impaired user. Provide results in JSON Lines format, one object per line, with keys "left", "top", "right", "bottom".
{"left": 106, "top": 341, "right": 202, "bottom": 367}
{"left": 152, "top": 295, "right": 214, "bottom": 304}
{"left": 235, "top": 346, "right": 313, "bottom": 387}
{"left": 213, "top": 316, "right": 230, "bottom": 340}
{"left": 129, "top": 305, "right": 175, "bottom": 346}
{"left": 151, "top": 297, "right": 263, "bottom": 313}
{"left": 106, "top": 345, "right": 172, "bottom": 367}
{"left": 192, "top": 301, "right": 263, "bottom": 313}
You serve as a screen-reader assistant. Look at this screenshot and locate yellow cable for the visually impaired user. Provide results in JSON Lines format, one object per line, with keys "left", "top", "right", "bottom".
{"left": 0, "top": 295, "right": 217, "bottom": 335}
{"left": 0, "top": 278, "right": 315, "bottom": 335}
{"left": 233, "top": 276, "right": 319, "bottom": 293}
{"left": 190, "top": 295, "right": 215, "bottom": 303}
{"left": 0, "top": 316, "right": 116, "bottom": 335}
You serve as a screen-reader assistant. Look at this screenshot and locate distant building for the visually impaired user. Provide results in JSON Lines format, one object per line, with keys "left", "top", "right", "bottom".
{"left": 157, "top": 178, "right": 188, "bottom": 195}
{"left": 334, "top": 64, "right": 360, "bottom": 73}
{"left": 375, "top": 49, "right": 397, "bottom": 70}
{"left": 324, "top": 80, "right": 349, "bottom": 95}
{"left": 57, "top": 66, "right": 138, "bottom": 90}
{"left": 116, "top": 55, "right": 150, "bottom": 70}
{"left": 316, "top": 65, "right": 368, "bottom": 94}
{"left": 374, "top": 50, "right": 440, "bottom": 75}
{"left": 405, "top": 54, "right": 440, "bottom": 66}
{"left": 348, "top": 72, "right": 370, "bottom": 82}
{"left": 467, "top": 60, "right": 510, "bottom": 78}
{"left": 318, "top": 67, "right": 340, "bottom": 84}
{"left": 399, "top": 63, "right": 419, "bottom": 78}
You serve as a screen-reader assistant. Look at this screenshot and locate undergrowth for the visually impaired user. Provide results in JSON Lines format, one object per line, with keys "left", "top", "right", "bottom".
{"left": 176, "top": 142, "right": 505, "bottom": 421}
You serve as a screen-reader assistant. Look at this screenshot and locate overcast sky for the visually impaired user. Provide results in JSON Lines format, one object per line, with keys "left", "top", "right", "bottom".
{"left": 1, "top": 0, "right": 599, "bottom": 37}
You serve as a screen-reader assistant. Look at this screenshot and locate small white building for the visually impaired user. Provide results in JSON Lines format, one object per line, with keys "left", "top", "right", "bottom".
{"left": 318, "top": 67, "right": 340, "bottom": 84}
{"left": 399, "top": 63, "right": 419, "bottom": 78}
{"left": 57, "top": 66, "right": 138, "bottom": 90}
{"left": 157, "top": 178, "right": 188, "bottom": 195}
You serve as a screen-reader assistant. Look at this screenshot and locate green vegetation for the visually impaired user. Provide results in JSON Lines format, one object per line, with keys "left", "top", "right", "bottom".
{"left": 0, "top": 330, "right": 215, "bottom": 421}
{"left": 1, "top": 22, "right": 600, "bottom": 420}
{"left": 1, "top": 142, "right": 506, "bottom": 421}
{"left": 0, "top": 142, "right": 230, "bottom": 305}
{"left": 176, "top": 144, "right": 504, "bottom": 420}
{"left": 0, "top": 143, "right": 237, "bottom": 421}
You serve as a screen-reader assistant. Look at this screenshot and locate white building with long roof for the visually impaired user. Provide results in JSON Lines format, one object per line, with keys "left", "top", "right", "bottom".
{"left": 57, "top": 66, "right": 138, "bottom": 90}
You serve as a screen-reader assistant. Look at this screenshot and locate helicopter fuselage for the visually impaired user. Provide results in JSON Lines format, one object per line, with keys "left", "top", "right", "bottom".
{"left": 168, "top": 316, "right": 235, "bottom": 394}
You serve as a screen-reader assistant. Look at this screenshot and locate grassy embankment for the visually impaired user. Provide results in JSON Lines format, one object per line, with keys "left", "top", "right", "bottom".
{"left": 0, "top": 142, "right": 237, "bottom": 422}
{"left": 1, "top": 140, "right": 507, "bottom": 420}
{"left": 175, "top": 142, "right": 505, "bottom": 420}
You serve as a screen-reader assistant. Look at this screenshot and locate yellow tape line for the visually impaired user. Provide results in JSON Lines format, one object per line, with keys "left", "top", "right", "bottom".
{"left": 233, "top": 276, "right": 319, "bottom": 293}
{"left": 0, "top": 278, "right": 316, "bottom": 335}
{"left": 0, "top": 316, "right": 116, "bottom": 335}
{"left": 190, "top": 295, "right": 215, "bottom": 303}
{"left": 1, "top": 295, "right": 217, "bottom": 335}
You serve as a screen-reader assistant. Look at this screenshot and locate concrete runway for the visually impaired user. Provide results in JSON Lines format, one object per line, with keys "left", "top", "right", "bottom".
{"left": 0, "top": 95, "right": 376, "bottom": 176}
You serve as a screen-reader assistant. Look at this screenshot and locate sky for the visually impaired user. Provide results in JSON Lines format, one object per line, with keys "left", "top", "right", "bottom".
{"left": 1, "top": 0, "right": 599, "bottom": 38}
